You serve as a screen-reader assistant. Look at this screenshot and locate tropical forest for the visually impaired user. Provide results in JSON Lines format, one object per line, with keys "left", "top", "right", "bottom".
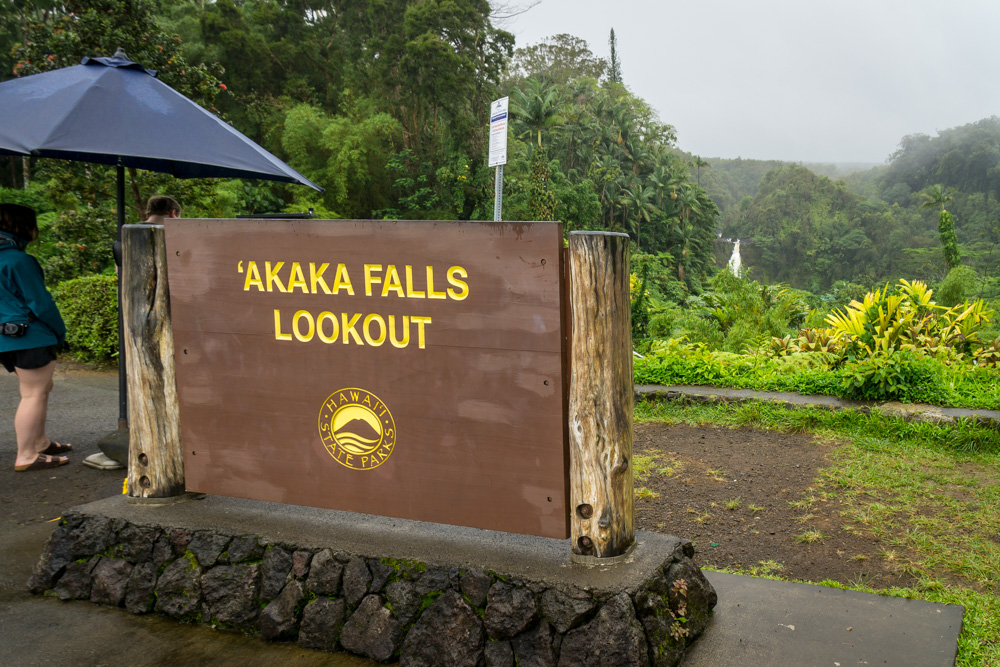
{"left": 0, "top": 1, "right": 997, "bottom": 663}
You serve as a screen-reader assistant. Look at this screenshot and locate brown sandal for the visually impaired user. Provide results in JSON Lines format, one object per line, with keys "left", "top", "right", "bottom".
{"left": 40, "top": 441, "right": 72, "bottom": 455}
{"left": 14, "top": 454, "right": 69, "bottom": 471}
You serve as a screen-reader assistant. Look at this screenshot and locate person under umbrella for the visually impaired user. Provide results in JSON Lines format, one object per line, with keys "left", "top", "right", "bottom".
{"left": 0, "top": 203, "right": 71, "bottom": 471}
{"left": 113, "top": 195, "right": 182, "bottom": 270}
{"left": 144, "top": 195, "right": 181, "bottom": 223}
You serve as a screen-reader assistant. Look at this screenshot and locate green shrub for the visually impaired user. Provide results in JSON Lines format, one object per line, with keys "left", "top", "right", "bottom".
{"left": 0, "top": 184, "right": 55, "bottom": 213}
{"left": 38, "top": 207, "right": 117, "bottom": 285}
{"left": 950, "top": 364, "right": 1000, "bottom": 409}
{"left": 630, "top": 270, "right": 650, "bottom": 341}
{"left": 634, "top": 338, "right": 998, "bottom": 408}
{"left": 935, "top": 265, "right": 978, "bottom": 307}
{"left": 52, "top": 274, "right": 118, "bottom": 364}
{"left": 838, "top": 350, "right": 954, "bottom": 403}
{"left": 686, "top": 272, "right": 809, "bottom": 352}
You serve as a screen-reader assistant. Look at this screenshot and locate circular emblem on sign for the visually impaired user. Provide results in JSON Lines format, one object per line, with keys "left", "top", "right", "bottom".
{"left": 318, "top": 388, "right": 396, "bottom": 470}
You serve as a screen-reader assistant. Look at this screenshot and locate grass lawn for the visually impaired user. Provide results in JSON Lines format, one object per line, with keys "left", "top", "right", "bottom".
{"left": 635, "top": 399, "right": 1000, "bottom": 666}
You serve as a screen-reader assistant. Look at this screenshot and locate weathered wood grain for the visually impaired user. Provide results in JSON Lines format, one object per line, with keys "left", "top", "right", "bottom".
{"left": 122, "top": 224, "right": 184, "bottom": 497}
{"left": 568, "top": 231, "right": 635, "bottom": 558}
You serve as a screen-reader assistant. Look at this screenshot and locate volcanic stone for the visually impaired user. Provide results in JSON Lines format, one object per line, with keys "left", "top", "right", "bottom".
{"left": 299, "top": 597, "right": 346, "bottom": 652}
{"left": 118, "top": 524, "right": 159, "bottom": 563}
{"left": 259, "top": 579, "right": 305, "bottom": 640}
{"left": 306, "top": 549, "right": 343, "bottom": 596}
{"left": 460, "top": 569, "right": 493, "bottom": 608}
{"left": 485, "top": 640, "right": 514, "bottom": 667}
{"left": 68, "top": 517, "right": 114, "bottom": 559}
{"left": 400, "top": 590, "right": 485, "bottom": 667}
{"left": 541, "top": 586, "right": 597, "bottom": 634}
{"left": 124, "top": 562, "right": 158, "bottom": 614}
{"left": 385, "top": 580, "right": 422, "bottom": 625}
{"left": 512, "top": 620, "right": 558, "bottom": 667}
{"left": 189, "top": 531, "right": 231, "bottom": 568}
{"left": 53, "top": 559, "right": 98, "bottom": 601}
{"left": 340, "top": 594, "right": 403, "bottom": 661}
{"left": 260, "top": 545, "right": 293, "bottom": 600}
{"left": 342, "top": 557, "right": 371, "bottom": 606}
{"left": 557, "top": 593, "right": 647, "bottom": 667}
{"left": 367, "top": 557, "right": 393, "bottom": 592}
{"left": 484, "top": 582, "right": 539, "bottom": 639}
{"left": 90, "top": 557, "right": 133, "bottom": 606}
{"left": 27, "top": 524, "right": 73, "bottom": 593}
{"left": 292, "top": 550, "right": 312, "bottom": 578}
{"left": 155, "top": 557, "right": 202, "bottom": 619}
{"left": 226, "top": 536, "right": 265, "bottom": 564}
{"left": 201, "top": 563, "right": 262, "bottom": 626}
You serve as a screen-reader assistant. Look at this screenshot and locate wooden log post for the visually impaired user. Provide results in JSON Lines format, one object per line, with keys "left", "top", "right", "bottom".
{"left": 122, "top": 224, "right": 184, "bottom": 498}
{"left": 568, "top": 231, "right": 635, "bottom": 559}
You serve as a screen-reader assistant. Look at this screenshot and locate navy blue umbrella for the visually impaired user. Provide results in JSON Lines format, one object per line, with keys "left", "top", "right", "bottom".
{"left": 0, "top": 49, "right": 322, "bottom": 437}
{"left": 0, "top": 49, "right": 321, "bottom": 188}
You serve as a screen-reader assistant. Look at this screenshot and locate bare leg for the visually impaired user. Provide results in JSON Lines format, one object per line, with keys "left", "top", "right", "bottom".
{"left": 13, "top": 361, "right": 64, "bottom": 467}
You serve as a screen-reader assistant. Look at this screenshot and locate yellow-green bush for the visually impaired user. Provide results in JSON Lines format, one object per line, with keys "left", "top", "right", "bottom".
{"left": 826, "top": 279, "right": 992, "bottom": 360}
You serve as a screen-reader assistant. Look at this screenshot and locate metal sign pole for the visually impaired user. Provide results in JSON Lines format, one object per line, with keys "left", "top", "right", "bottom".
{"left": 494, "top": 164, "right": 503, "bottom": 221}
{"left": 488, "top": 96, "right": 508, "bottom": 222}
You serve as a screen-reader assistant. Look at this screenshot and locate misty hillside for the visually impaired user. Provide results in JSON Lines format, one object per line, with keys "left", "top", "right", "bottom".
{"left": 701, "top": 116, "right": 1000, "bottom": 295}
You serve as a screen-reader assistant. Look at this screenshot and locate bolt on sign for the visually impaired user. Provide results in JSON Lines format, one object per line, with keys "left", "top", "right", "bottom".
{"left": 164, "top": 219, "right": 569, "bottom": 538}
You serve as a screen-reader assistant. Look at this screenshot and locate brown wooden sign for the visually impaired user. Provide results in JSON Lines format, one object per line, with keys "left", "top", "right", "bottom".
{"left": 164, "top": 219, "right": 568, "bottom": 538}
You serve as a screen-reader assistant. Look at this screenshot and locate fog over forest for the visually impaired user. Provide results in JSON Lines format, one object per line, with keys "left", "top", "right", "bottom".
{"left": 0, "top": 1, "right": 997, "bottom": 304}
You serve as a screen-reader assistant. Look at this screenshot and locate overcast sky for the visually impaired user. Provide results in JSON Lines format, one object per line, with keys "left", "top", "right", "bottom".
{"left": 503, "top": 0, "right": 1000, "bottom": 165}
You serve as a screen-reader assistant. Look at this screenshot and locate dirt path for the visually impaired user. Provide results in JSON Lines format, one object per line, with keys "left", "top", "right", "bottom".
{"left": 634, "top": 422, "right": 916, "bottom": 589}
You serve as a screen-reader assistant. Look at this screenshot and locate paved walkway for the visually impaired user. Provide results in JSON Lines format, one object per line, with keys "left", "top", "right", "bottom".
{"left": 0, "top": 370, "right": 967, "bottom": 664}
{"left": 686, "top": 572, "right": 962, "bottom": 666}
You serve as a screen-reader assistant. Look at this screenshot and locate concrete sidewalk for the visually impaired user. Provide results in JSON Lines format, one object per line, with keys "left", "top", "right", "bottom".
{"left": 0, "top": 514, "right": 964, "bottom": 666}
{"left": 0, "top": 368, "right": 966, "bottom": 665}
{"left": 685, "top": 572, "right": 962, "bottom": 665}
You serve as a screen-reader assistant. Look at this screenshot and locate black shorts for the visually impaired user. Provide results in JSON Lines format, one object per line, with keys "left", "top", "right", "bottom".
{"left": 0, "top": 345, "right": 58, "bottom": 373}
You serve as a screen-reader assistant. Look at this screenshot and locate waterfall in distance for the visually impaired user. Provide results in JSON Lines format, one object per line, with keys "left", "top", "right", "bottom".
{"left": 728, "top": 239, "right": 742, "bottom": 275}
{"left": 717, "top": 233, "right": 743, "bottom": 275}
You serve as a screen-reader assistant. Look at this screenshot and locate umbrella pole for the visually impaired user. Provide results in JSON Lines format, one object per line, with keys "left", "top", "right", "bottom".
{"left": 96, "top": 160, "right": 130, "bottom": 468}
{"left": 116, "top": 160, "right": 128, "bottom": 429}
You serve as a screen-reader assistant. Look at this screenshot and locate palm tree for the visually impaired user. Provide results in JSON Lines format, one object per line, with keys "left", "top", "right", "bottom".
{"left": 622, "top": 183, "right": 656, "bottom": 249}
{"left": 690, "top": 155, "right": 709, "bottom": 186}
{"left": 649, "top": 162, "right": 682, "bottom": 209}
{"left": 919, "top": 184, "right": 953, "bottom": 211}
{"left": 509, "top": 78, "right": 565, "bottom": 148}
{"left": 671, "top": 186, "right": 706, "bottom": 282}
{"left": 676, "top": 184, "right": 703, "bottom": 226}
{"left": 919, "top": 184, "right": 961, "bottom": 270}
{"left": 590, "top": 153, "right": 622, "bottom": 224}
{"left": 627, "top": 141, "right": 653, "bottom": 177}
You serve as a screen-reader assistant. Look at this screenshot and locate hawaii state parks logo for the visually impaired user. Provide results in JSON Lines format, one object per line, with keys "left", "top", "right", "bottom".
{"left": 318, "top": 387, "right": 396, "bottom": 470}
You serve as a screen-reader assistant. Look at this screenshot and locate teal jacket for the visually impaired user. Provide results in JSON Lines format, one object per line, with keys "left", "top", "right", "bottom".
{"left": 0, "top": 232, "right": 66, "bottom": 352}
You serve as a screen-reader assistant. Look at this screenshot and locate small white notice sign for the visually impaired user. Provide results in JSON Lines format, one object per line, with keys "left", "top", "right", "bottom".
{"left": 488, "top": 97, "right": 509, "bottom": 167}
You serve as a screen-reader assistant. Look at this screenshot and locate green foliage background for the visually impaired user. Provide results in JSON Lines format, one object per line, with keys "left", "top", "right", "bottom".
{"left": 51, "top": 274, "right": 119, "bottom": 363}
{"left": 1, "top": 2, "right": 999, "bottom": 398}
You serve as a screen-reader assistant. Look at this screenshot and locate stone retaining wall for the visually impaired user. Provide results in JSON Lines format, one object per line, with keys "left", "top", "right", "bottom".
{"left": 29, "top": 510, "right": 716, "bottom": 666}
